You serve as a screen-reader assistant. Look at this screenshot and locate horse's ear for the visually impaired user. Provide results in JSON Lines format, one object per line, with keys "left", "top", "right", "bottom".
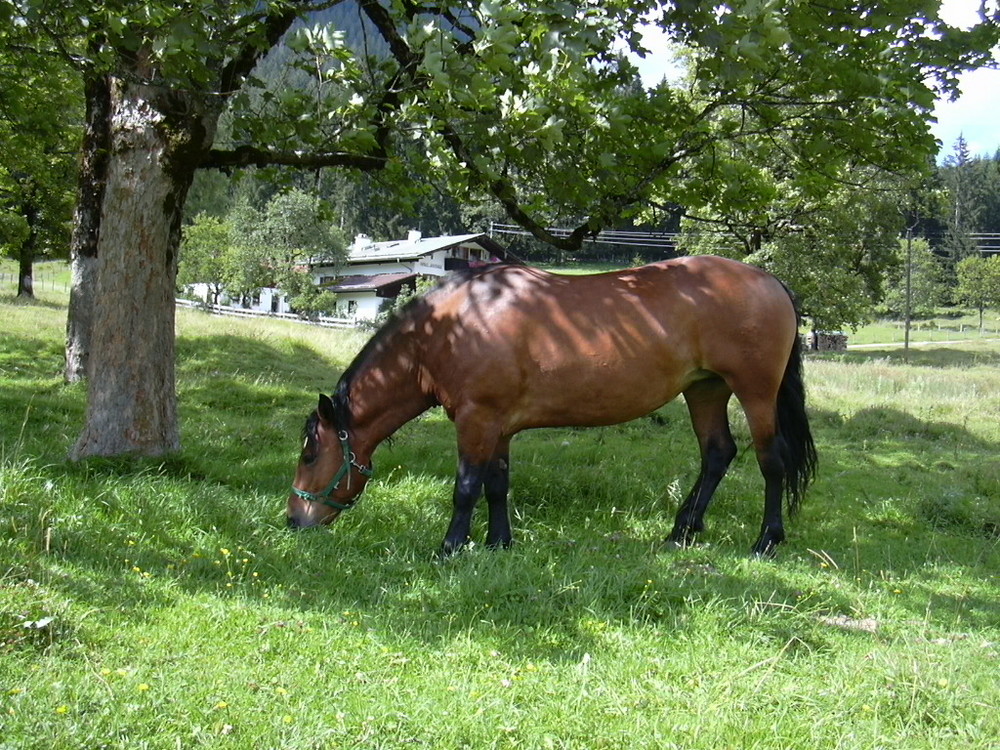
{"left": 317, "top": 393, "right": 336, "bottom": 426}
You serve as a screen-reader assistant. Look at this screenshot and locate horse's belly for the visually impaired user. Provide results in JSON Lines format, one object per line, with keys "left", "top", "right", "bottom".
{"left": 506, "top": 357, "right": 695, "bottom": 431}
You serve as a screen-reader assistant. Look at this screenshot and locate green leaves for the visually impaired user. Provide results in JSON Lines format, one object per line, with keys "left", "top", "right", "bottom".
{"left": 179, "top": 190, "right": 347, "bottom": 317}
{"left": 956, "top": 255, "right": 1000, "bottom": 324}
{"left": 10, "top": 0, "right": 1000, "bottom": 320}
{"left": 0, "top": 16, "right": 81, "bottom": 268}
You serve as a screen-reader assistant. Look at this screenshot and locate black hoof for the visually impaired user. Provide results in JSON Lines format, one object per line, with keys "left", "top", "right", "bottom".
{"left": 664, "top": 528, "right": 698, "bottom": 550}
{"left": 438, "top": 538, "right": 469, "bottom": 559}
{"left": 750, "top": 538, "right": 780, "bottom": 559}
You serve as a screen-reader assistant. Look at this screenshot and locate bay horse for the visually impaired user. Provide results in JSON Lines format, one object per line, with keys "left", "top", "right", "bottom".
{"left": 287, "top": 255, "right": 817, "bottom": 557}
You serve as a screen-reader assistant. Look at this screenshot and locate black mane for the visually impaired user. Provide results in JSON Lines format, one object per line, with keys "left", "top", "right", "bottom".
{"left": 333, "top": 265, "right": 507, "bottom": 410}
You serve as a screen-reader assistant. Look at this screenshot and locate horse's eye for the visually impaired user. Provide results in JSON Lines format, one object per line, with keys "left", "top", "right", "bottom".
{"left": 301, "top": 436, "right": 318, "bottom": 465}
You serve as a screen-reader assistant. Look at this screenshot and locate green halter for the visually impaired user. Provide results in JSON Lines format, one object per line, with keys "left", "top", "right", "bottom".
{"left": 291, "top": 430, "right": 374, "bottom": 511}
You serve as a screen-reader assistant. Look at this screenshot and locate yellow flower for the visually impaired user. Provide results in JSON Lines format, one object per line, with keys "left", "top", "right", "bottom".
{"left": 137, "top": 683, "right": 150, "bottom": 692}
{"left": 215, "top": 701, "right": 229, "bottom": 710}
{"left": 275, "top": 687, "right": 288, "bottom": 696}
{"left": 55, "top": 705, "right": 69, "bottom": 714}
{"left": 220, "top": 548, "right": 231, "bottom": 557}
{"left": 283, "top": 714, "right": 294, "bottom": 724}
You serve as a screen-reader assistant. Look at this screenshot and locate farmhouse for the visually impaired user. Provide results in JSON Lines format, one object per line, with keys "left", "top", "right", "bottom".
{"left": 184, "top": 229, "right": 512, "bottom": 323}
{"left": 314, "top": 230, "right": 511, "bottom": 321}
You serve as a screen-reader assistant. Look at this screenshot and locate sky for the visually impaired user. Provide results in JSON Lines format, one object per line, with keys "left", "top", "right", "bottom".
{"left": 932, "top": 1, "right": 1000, "bottom": 158}
{"left": 629, "top": 1, "right": 1000, "bottom": 160}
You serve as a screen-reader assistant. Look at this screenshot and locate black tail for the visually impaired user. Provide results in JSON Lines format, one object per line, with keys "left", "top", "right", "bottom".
{"left": 776, "top": 304, "right": 817, "bottom": 515}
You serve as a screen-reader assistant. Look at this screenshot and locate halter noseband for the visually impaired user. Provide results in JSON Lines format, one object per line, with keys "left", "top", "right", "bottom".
{"left": 291, "top": 430, "right": 374, "bottom": 512}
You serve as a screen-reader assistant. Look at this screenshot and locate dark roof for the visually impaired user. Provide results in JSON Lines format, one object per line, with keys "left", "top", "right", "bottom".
{"left": 323, "top": 272, "right": 417, "bottom": 295}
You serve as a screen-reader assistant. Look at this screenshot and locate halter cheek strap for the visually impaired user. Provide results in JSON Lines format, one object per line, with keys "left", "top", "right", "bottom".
{"left": 291, "top": 431, "right": 374, "bottom": 511}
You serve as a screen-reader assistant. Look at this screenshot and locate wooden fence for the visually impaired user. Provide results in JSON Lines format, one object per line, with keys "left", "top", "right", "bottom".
{"left": 0, "top": 272, "right": 69, "bottom": 293}
{"left": 175, "top": 299, "right": 356, "bottom": 328}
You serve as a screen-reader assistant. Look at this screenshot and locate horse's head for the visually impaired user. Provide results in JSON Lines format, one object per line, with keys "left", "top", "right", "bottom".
{"left": 286, "top": 393, "right": 373, "bottom": 529}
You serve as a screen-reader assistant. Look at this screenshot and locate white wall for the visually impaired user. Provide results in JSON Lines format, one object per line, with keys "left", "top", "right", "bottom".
{"left": 185, "top": 284, "right": 292, "bottom": 315}
{"left": 334, "top": 292, "right": 383, "bottom": 321}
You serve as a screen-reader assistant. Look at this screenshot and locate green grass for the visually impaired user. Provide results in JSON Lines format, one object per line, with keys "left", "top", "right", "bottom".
{"left": 2, "top": 285, "right": 1000, "bottom": 748}
{"left": 849, "top": 310, "right": 1000, "bottom": 345}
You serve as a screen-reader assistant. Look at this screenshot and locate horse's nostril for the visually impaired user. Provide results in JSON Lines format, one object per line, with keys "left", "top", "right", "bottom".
{"left": 286, "top": 516, "right": 301, "bottom": 530}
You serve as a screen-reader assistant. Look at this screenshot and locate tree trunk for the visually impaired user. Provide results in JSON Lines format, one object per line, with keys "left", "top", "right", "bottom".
{"left": 66, "top": 72, "right": 112, "bottom": 383}
{"left": 16, "top": 211, "right": 36, "bottom": 297}
{"left": 70, "top": 76, "right": 217, "bottom": 459}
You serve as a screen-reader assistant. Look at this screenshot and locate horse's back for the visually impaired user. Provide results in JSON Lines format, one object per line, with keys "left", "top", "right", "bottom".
{"left": 420, "top": 256, "right": 798, "bottom": 431}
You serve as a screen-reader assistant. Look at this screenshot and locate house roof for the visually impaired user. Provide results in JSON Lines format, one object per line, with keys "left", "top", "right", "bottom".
{"left": 323, "top": 272, "right": 417, "bottom": 294}
{"left": 346, "top": 232, "right": 509, "bottom": 263}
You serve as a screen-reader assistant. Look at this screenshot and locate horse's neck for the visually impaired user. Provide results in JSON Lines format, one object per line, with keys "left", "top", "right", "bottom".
{"left": 347, "top": 330, "right": 435, "bottom": 456}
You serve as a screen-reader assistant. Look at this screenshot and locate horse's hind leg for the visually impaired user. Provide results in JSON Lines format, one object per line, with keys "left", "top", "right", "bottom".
{"left": 667, "top": 379, "right": 737, "bottom": 547}
{"left": 740, "top": 397, "right": 787, "bottom": 558}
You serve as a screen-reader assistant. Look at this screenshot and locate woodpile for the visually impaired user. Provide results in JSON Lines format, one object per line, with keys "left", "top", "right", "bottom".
{"left": 805, "top": 331, "right": 848, "bottom": 351}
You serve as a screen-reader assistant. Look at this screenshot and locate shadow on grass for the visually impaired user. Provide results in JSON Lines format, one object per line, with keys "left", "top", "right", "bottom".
{"left": 0, "top": 293, "right": 66, "bottom": 311}
{"left": 0, "top": 332, "right": 66, "bottom": 381}
{"left": 4, "top": 321, "right": 999, "bottom": 665}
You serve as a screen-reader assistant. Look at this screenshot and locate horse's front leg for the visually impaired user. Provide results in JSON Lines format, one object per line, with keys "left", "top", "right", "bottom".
{"left": 441, "top": 457, "right": 488, "bottom": 556}
{"left": 483, "top": 443, "right": 512, "bottom": 549}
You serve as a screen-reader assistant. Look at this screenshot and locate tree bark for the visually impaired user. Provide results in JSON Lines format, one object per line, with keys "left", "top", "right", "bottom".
{"left": 65, "top": 72, "right": 112, "bottom": 383}
{"left": 16, "top": 207, "right": 36, "bottom": 297}
{"left": 70, "top": 76, "right": 218, "bottom": 459}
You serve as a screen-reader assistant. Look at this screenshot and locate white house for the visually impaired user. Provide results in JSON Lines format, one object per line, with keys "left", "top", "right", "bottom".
{"left": 313, "top": 230, "right": 511, "bottom": 321}
{"left": 184, "top": 229, "right": 511, "bottom": 324}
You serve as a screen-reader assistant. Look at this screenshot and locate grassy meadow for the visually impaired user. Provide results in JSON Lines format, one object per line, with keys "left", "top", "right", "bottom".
{"left": 1, "top": 278, "right": 999, "bottom": 748}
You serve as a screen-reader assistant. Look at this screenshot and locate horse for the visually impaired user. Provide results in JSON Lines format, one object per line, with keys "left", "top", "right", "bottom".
{"left": 287, "top": 255, "right": 817, "bottom": 557}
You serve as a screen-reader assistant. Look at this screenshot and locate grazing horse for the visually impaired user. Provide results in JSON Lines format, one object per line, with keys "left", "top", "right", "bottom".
{"left": 287, "top": 255, "right": 817, "bottom": 557}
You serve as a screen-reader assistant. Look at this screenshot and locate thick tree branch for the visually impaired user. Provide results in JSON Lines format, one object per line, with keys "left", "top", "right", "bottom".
{"left": 219, "top": 6, "right": 303, "bottom": 95}
{"left": 202, "top": 144, "right": 387, "bottom": 171}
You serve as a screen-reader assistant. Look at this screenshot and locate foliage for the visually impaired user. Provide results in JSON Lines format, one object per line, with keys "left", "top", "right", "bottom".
{"left": 179, "top": 190, "right": 346, "bottom": 315}
{"left": 879, "top": 238, "right": 948, "bottom": 319}
{"left": 279, "top": 267, "right": 339, "bottom": 317}
{"left": 940, "top": 136, "right": 981, "bottom": 264}
{"left": 681, "top": 171, "right": 906, "bottom": 330}
{"left": 0, "top": 18, "right": 81, "bottom": 292}
{"left": 248, "top": 189, "right": 346, "bottom": 315}
{"left": 364, "top": 273, "right": 439, "bottom": 330}
{"left": 2, "top": 294, "right": 1000, "bottom": 747}
{"left": 177, "top": 214, "right": 232, "bottom": 303}
{"left": 955, "top": 254, "right": 1000, "bottom": 330}
{"left": 153, "top": 0, "right": 1000, "bottom": 258}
